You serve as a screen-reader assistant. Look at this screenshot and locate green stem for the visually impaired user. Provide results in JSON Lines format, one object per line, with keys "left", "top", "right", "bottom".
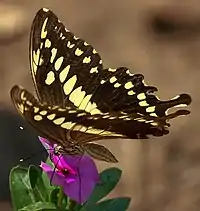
{"left": 57, "top": 186, "right": 64, "bottom": 208}
{"left": 67, "top": 198, "right": 76, "bottom": 211}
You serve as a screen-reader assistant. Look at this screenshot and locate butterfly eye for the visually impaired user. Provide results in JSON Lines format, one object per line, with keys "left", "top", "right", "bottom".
{"left": 54, "top": 145, "right": 62, "bottom": 155}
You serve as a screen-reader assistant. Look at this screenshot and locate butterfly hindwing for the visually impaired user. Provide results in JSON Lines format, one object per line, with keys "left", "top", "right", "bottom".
{"left": 10, "top": 86, "right": 127, "bottom": 143}
{"left": 11, "top": 85, "right": 190, "bottom": 143}
{"left": 9, "top": 85, "right": 124, "bottom": 162}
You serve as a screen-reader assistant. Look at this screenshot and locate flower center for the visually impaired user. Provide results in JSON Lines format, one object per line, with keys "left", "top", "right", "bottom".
{"left": 61, "top": 168, "right": 68, "bottom": 176}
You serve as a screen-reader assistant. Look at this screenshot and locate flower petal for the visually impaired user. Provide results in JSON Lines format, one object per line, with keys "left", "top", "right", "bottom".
{"left": 39, "top": 137, "right": 54, "bottom": 152}
{"left": 63, "top": 177, "right": 97, "bottom": 204}
{"left": 77, "top": 155, "right": 100, "bottom": 183}
{"left": 62, "top": 155, "right": 100, "bottom": 182}
{"left": 40, "top": 162, "right": 75, "bottom": 186}
{"left": 61, "top": 155, "right": 86, "bottom": 170}
{"left": 51, "top": 154, "right": 76, "bottom": 174}
{"left": 61, "top": 155, "right": 100, "bottom": 204}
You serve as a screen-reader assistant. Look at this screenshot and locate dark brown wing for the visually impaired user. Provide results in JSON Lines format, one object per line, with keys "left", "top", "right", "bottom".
{"left": 10, "top": 85, "right": 190, "bottom": 142}
{"left": 30, "top": 8, "right": 192, "bottom": 121}
{"left": 30, "top": 8, "right": 104, "bottom": 108}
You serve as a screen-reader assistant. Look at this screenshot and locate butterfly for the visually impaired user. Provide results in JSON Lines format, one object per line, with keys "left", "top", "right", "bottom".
{"left": 10, "top": 8, "right": 192, "bottom": 163}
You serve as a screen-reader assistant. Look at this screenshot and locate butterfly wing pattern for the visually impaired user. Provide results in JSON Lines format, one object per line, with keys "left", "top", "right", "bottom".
{"left": 10, "top": 8, "right": 192, "bottom": 163}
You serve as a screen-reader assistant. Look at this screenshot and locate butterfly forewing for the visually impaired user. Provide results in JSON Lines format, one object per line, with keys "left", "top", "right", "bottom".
{"left": 30, "top": 8, "right": 191, "bottom": 120}
{"left": 30, "top": 8, "right": 104, "bottom": 109}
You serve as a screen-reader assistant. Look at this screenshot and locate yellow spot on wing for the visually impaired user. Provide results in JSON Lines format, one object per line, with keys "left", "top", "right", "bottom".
{"left": 43, "top": 8, "right": 49, "bottom": 12}
{"left": 40, "top": 110, "right": 47, "bottom": 115}
{"left": 20, "top": 91, "right": 26, "bottom": 101}
{"left": 34, "top": 115, "right": 43, "bottom": 121}
{"left": 126, "top": 69, "right": 134, "bottom": 76}
{"left": 58, "top": 108, "right": 67, "bottom": 112}
{"left": 67, "top": 41, "right": 75, "bottom": 48}
{"left": 146, "top": 106, "right": 156, "bottom": 113}
{"left": 110, "top": 76, "right": 117, "bottom": 83}
{"left": 83, "top": 57, "right": 91, "bottom": 63}
{"left": 127, "top": 90, "right": 136, "bottom": 95}
{"left": 137, "top": 93, "right": 146, "bottom": 100}
{"left": 109, "top": 117, "right": 116, "bottom": 119}
{"left": 68, "top": 110, "right": 76, "bottom": 113}
{"left": 53, "top": 117, "right": 65, "bottom": 125}
{"left": 108, "top": 68, "right": 116, "bottom": 72}
{"left": 124, "top": 82, "right": 134, "bottom": 89}
{"left": 84, "top": 42, "right": 89, "bottom": 46}
{"left": 171, "top": 95, "right": 180, "bottom": 100}
{"left": 45, "top": 71, "right": 55, "bottom": 85}
{"left": 137, "top": 118, "right": 146, "bottom": 122}
{"left": 77, "top": 113, "right": 86, "bottom": 117}
{"left": 75, "top": 48, "right": 83, "bottom": 56}
{"left": 41, "top": 18, "right": 48, "bottom": 39}
{"left": 79, "top": 94, "right": 92, "bottom": 110}
{"left": 26, "top": 101, "right": 33, "bottom": 106}
{"left": 33, "top": 49, "right": 40, "bottom": 66}
{"left": 61, "top": 122, "right": 75, "bottom": 129}
{"left": 150, "top": 112, "right": 157, "bottom": 117}
{"left": 139, "top": 100, "right": 149, "bottom": 107}
{"left": 69, "top": 86, "right": 86, "bottom": 107}
{"left": 50, "top": 48, "right": 57, "bottom": 63}
{"left": 34, "top": 107, "right": 39, "bottom": 113}
{"left": 47, "top": 113, "right": 56, "bottom": 120}
{"left": 18, "top": 104, "right": 24, "bottom": 114}
{"left": 174, "top": 104, "right": 188, "bottom": 108}
{"left": 90, "top": 108, "right": 102, "bottom": 115}
{"left": 63, "top": 75, "right": 77, "bottom": 95}
{"left": 59, "top": 65, "right": 70, "bottom": 83}
{"left": 79, "top": 126, "right": 88, "bottom": 132}
{"left": 151, "top": 122, "right": 158, "bottom": 126}
{"left": 86, "top": 127, "right": 103, "bottom": 134}
{"left": 114, "top": 82, "right": 121, "bottom": 88}
{"left": 103, "top": 115, "right": 110, "bottom": 118}
{"left": 93, "top": 49, "right": 97, "bottom": 54}
{"left": 90, "top": 67, "right": 98, "bottom": 73}
{"left": 45, "top": 39, "right": 51, "bottom": 48}
{"left": 85, "top": 102, "right": 99, "bottom": 113}
{"left": 55, "top": 56, "right": 64, "bottom": 71}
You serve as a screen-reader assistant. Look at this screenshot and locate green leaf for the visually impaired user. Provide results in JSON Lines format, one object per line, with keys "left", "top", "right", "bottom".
{"left": 41, "top": 157, "right": 55, "bottom": 192}
{"left": 49, "top": 187, "right": 69, "bottom": 209}
{"left": 85, "top": 167, "right": 122, "bottom": 206}
{"left": 28, "top": 165, "right": 49, "bottom": 202}
{"left": 82, "top": 197, "right": 131, "bottom": 211}
{"left": 74, "top": 203, "right": 83, "bottom": 211}
{"left": 95, "top": 197, "right": 131, "bottom": 211}
{"left": 9, "top": 166, "right": 35, "bottom": 211}
{"left": 19, "top": 201, "right": 58, "bottom": 211}
{"left": 49, "top": 188, "right": 60, "bottom": 204}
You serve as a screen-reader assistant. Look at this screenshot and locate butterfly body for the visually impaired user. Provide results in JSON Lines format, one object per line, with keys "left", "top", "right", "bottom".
{"left": 10, "top": 8, "right": 192, "bottom": 163}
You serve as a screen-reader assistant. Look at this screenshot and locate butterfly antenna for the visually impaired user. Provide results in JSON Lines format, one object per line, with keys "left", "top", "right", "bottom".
{"left": 19, "top": 148, "right": 48, "bottom": 162}
{"left": 50, "top": 150, "right": 63, "bottom": 185}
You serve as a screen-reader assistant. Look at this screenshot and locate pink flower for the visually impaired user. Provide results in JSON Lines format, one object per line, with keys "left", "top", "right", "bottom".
{"left": 39, "top": 137, "right": 100, "bottom": 204}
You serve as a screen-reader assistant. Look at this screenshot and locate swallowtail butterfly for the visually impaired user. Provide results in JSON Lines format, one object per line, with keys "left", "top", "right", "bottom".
{"left": 10, "top": 8, "right": 192, "bottom": 163}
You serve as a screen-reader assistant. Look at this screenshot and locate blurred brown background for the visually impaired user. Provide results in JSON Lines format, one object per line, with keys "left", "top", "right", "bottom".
{"left": 0, "top": 1, "right": 199, "bottom": 211}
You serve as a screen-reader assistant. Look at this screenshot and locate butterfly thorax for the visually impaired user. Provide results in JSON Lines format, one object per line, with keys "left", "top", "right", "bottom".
{"left": 55, "top": 142, "right": 85, "bottom": 156}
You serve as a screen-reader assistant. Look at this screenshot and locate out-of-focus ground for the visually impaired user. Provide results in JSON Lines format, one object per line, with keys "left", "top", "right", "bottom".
{"left": 0, "top": 1, "right": 200, "bottom": 211}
